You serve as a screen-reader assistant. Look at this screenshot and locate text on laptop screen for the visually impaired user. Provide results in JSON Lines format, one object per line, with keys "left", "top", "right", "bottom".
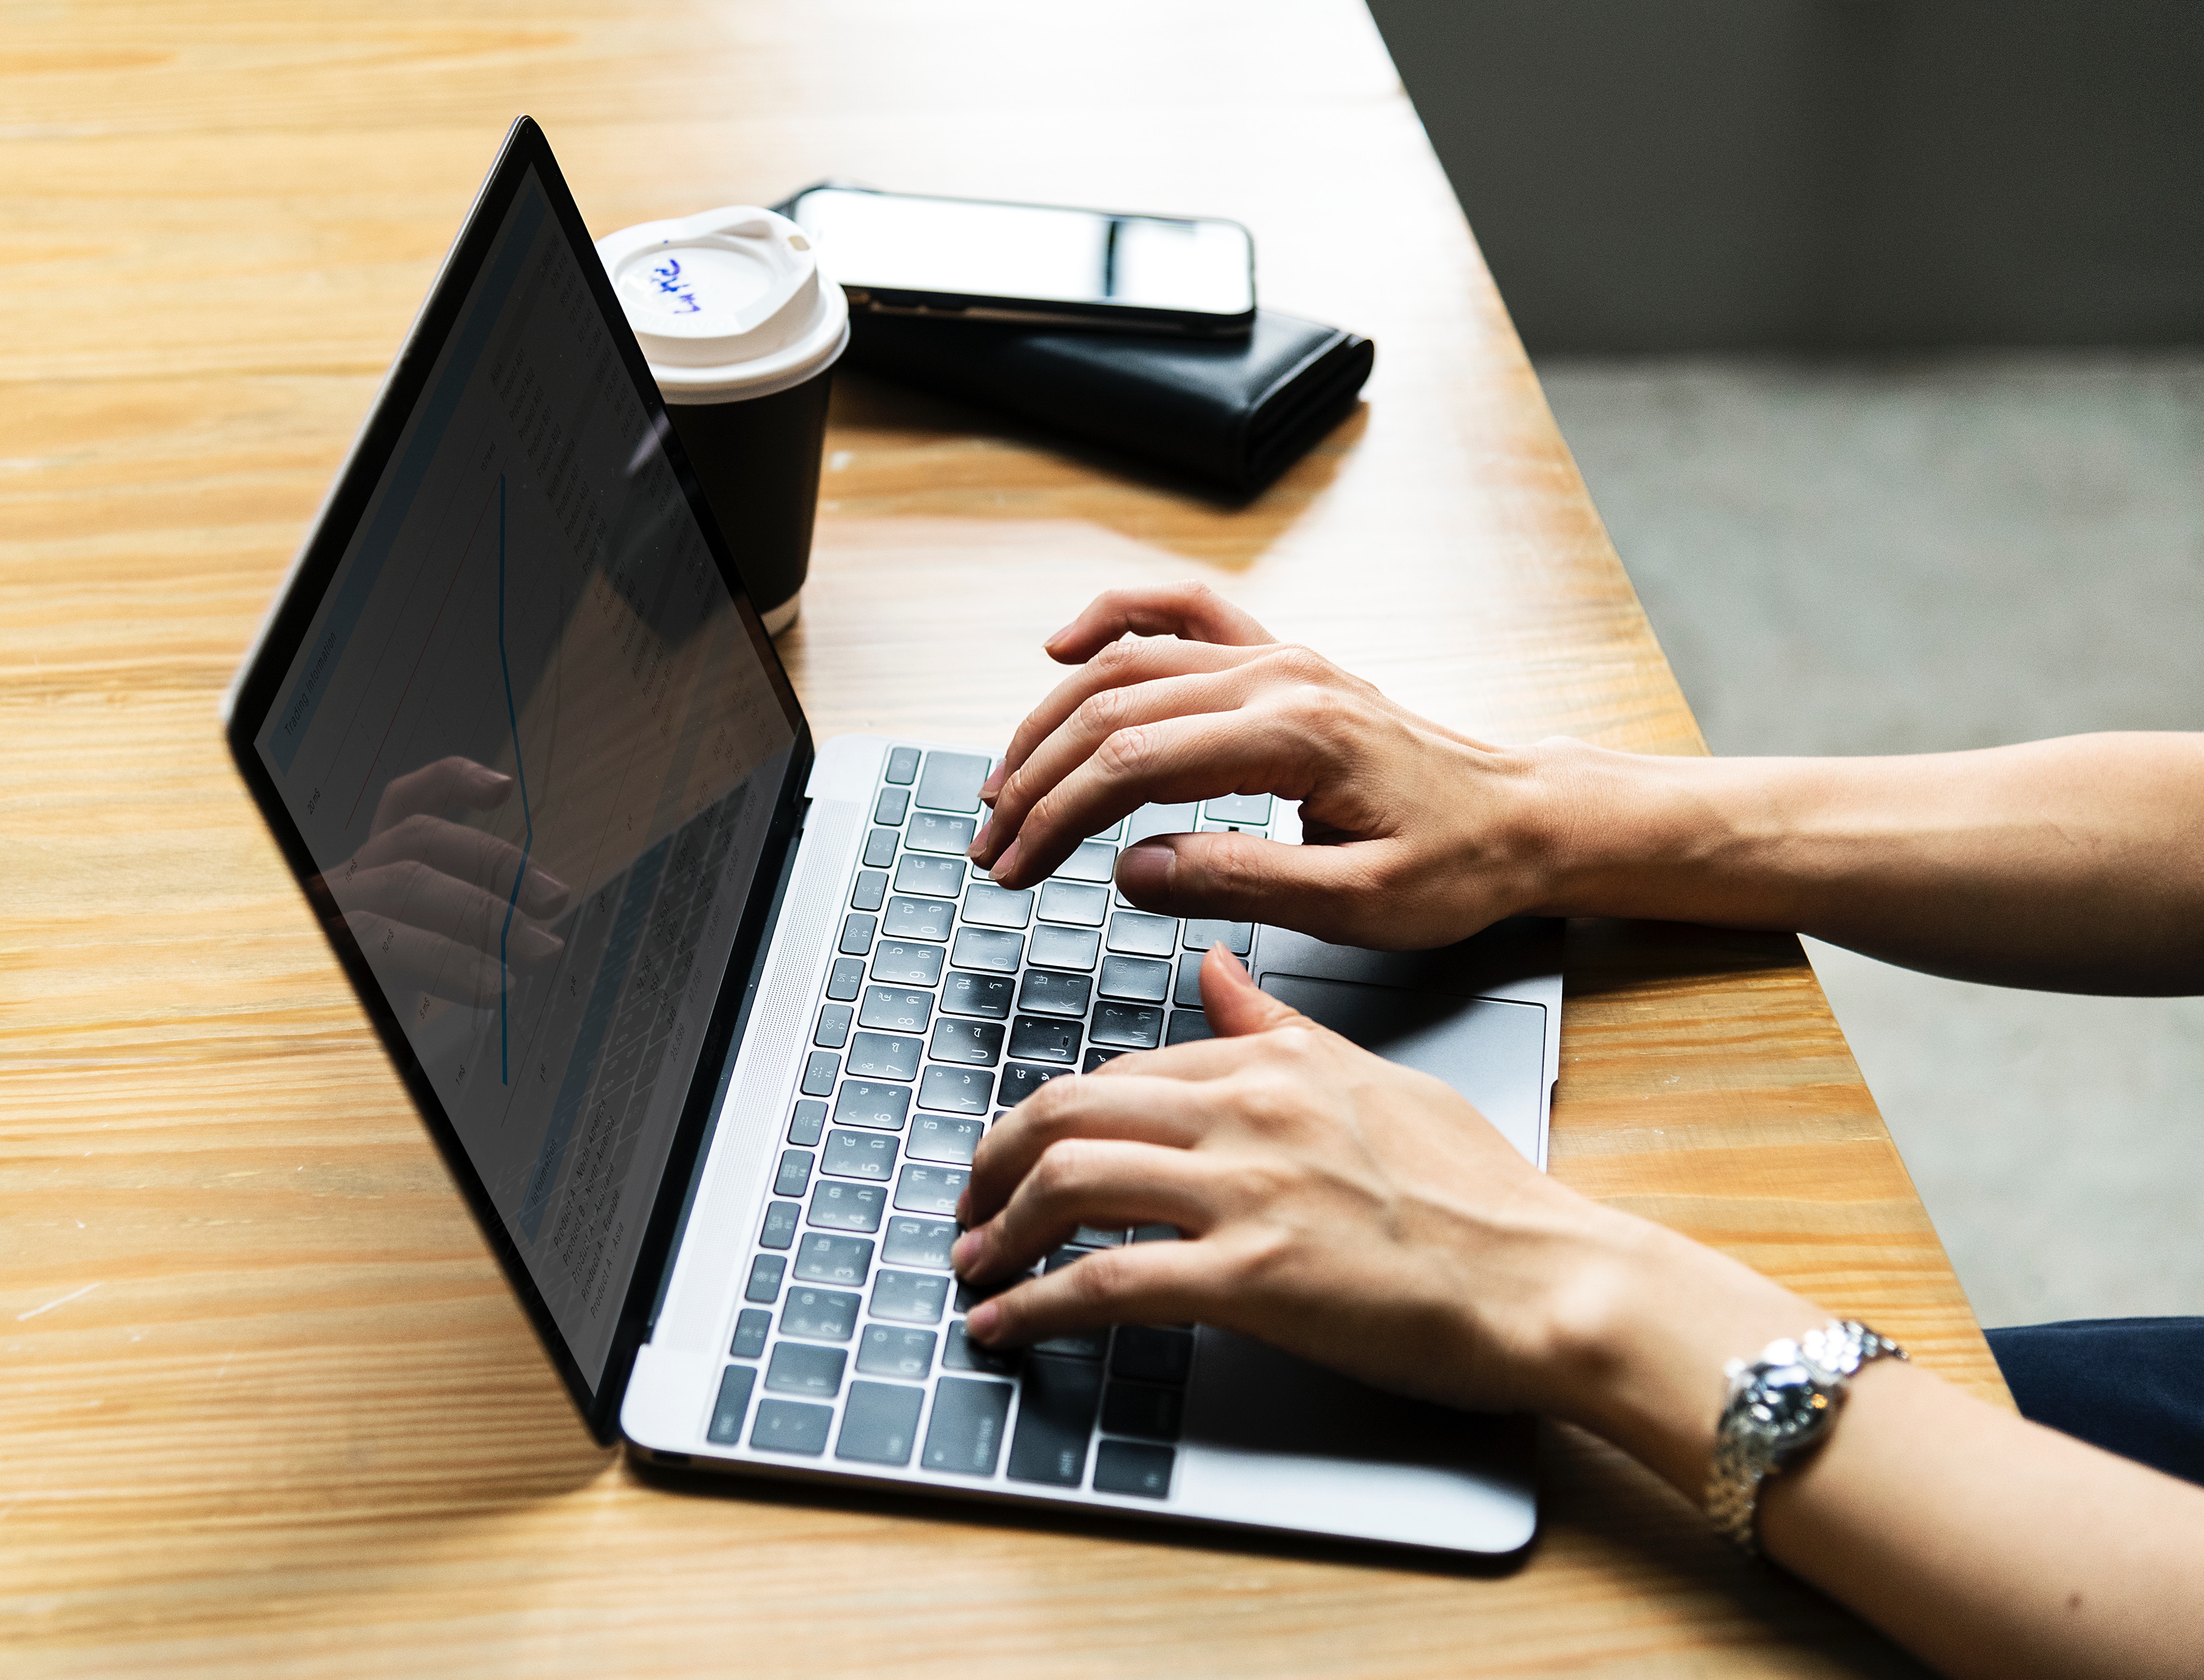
{"left": 255, "top": 170, "right": 797, "bottom": 1386}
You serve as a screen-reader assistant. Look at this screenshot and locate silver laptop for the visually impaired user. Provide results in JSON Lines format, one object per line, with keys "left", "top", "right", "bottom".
{"left": 223, "top": 118, "right": 1563, "bottom": 1559}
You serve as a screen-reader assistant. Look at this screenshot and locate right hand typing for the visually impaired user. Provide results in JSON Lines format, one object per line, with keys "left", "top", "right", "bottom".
{"left": 967, "top": 582, "right": 1566, "bottom": 950}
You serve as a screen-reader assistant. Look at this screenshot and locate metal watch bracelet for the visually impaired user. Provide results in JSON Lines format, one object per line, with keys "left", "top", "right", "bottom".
{"left": 1704, "top": 1320, "right": 1908, "bottom": 1557}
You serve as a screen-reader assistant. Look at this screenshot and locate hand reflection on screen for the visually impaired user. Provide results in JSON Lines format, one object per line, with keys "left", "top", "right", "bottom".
{"left": 324, "top": 755, "right": 569, "bottom": 1007}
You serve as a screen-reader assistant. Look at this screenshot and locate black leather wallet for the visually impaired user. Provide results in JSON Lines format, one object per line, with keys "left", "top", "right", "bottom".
{"left": 840, "top": 309, "right": 1374, "bottom": 494}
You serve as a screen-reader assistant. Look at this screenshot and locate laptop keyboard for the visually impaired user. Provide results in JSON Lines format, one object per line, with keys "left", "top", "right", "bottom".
{"left": 705, "top": 746, "right": 1278, "bottom": 1500}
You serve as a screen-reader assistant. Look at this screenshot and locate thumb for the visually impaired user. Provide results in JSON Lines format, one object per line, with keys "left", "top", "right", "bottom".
{"left": 1198, "top": 945, "right": 1308, "bottom": 1037}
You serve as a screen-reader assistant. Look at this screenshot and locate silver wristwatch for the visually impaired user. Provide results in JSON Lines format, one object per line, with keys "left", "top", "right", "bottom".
{"left": 1704, "top": 1320, "right": 1906, "bottom": 1555}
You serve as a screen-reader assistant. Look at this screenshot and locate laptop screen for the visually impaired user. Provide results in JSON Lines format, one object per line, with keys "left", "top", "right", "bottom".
{"left": 249, "top": 156, "right": 799, "bottom": 1391}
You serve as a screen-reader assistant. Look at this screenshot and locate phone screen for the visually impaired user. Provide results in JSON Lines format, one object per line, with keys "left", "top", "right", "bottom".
{"left": 790, "top": 188, "right": 1255, "bottom": 330}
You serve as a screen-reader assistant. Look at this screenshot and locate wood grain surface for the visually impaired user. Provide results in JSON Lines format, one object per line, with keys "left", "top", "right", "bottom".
{"left": 1, "top": 2, "right": 1996, "bottom": 1673}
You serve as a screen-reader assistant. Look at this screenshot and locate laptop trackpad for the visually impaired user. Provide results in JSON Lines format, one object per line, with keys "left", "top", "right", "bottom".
{"left": 1257, "top": 974, "right": 1546, "bottom": 1164}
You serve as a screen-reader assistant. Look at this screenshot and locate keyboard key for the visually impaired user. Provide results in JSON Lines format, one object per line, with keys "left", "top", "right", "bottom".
{"left": 962, "top": 882, "right": 1033, "bottom": 929}
{"left": 1166, "top": 1010, "right": 1214, "bottom": 1046}
{"left": 1033, "top": 1327, "right": 1109, "bottom": 1360}
{"left": 1007, "top": 1355, "right": 1104, "bottom": 1487}
{"left": 1174, "top": 952, "right": 1204, "bottom": 1007}
{"left": 917, "top": 1065, "right": 994, "bottom": 1115}
{"left": 833, "top": 1079, "right": 910, "bottom": 1131}
{"left": 750, "top": 1397, "right": 834, "bottom": 1455}
{"left": 880, "top": 1214, "right": 958, "bottom": 1268}
{"left": 949, "top": 927, "right": 1022, "bottom": 974}
{"left": 1056, "top": 839, "right": 1117, "bottom": 882}
{"left": 730, "top": 1309, "right": 772, "bottom": 1360}
{"left": 787, "top": 1099, "right": 828, "bottom": 1147}
{"left": 1028, "top": 923, "right": 1100, "bottom": 970}
{"left": 862, "top": 826, "right": 900, "bottom": 869}
{"left": 1017, "top": 970, "right": 1090, "bottom": 1017}
{"left": 773, "top": 1150, "right": 812, "bottom": 1198}
{"left": 893, "top": 852, "right": 966, "bottom": 898}
{"left": 998, "top": 1062, "right": 1071, "bottom": 1105}
{"left": 1097, "top": 954, "right": 1170, "bottom": 1003}
{"left": 1044, "top": 1245, "right": 1092, "bottom": 1274}
{"left": 884, "top": 746, "right": 920, "bottom": 785}
{"left": 1106, "top": 911, "right": 1177, "bottom": 958}
{"left": 874, "top": 786, "right": 910, "bottom": 825}
{"left": 1038, "top": 880, "right": 1109, "bottom": 927}
{"left": 922, "top": 1376, "right": 1014, "bottom": 1477}
{"left": 869, "top": 1267, "right": 950, "bottom": 1325}
{"left": 1089, "top": 817, "right": 1125, "bottom": 841}
{"left": 850, "top": 869, "right": 887, "bottom": 912}
{"left": 856, "top": 1323, "right": 936, "bottom": 1380}
{"left": 883, "top": 895, "right": 953, "bottom": 942}
{"left": 1072, "top": 1225, "right": 1127, "bottom": 1247}
{"left": 707, "top": 1364, "right": 756, "bottom": 1444}
{"left": 870, "top": 939, "right": 944, "bottom": 986}
{"left": 1130, "top": 1223, "right": 1182, "bottom": 1243}
{"left": 917, "top": 749, "right": 990, "bottom": 813}
{"left": 942, "top": 1319, "right": 1022, "bottom": 1375}
{"left": 801, "top": 1050, "right": 839, "bottom": 1096}
{"left": 837, "top": 1380, "right": 925, "bottom": 1467}
{"left": 822, "top": 1128, "right": 898, "bottom": 1181}
{"left": 808, "top": 1180, "right": 886, "bottom": 1233}
{"left": 1101, "top": 1381, "right": 1182, "bottom": 1441}
{"left": 905, "top": 811, "right": 977, "bottom": 855}
{"left": 1125, "top": 802, "right": 1198, "bottom": 843}
{"left": 928, "top": 1017, "right": 1004, "bottom": 1066}
{"left": 1008, "top": 1015, "right": 1081, "bottom": 1063}
{"left": 839, "top": 913, "right": 875, "bottom": 955}
{"left": 827, "top": 955, "right": 865, "bottom": 1001}
{"left": 846, "top": 1031, "right": 921, "bottom": 1081}
{"left": 1182, "top": 919, "right": 1254, "bottom": 956}
{"left": 907, "top": 1115, "right": 984, "bottom": 1166}
{"left": 1092, "top": 1439, "right": 1175, "bottom": 1498}
{"left": 1112, "top": 1326, "right": 1196, "bottom": 1384}
{"left": 1202, "top": 793, "right": 1273, "bottom": 825}
{"left": 1083, "top": 1048, "right": 1123, "bottom": 1073}
{"left": 894, "top": 1162, "right": 967, "bottom": 1215}
{"left": 858, "top": 986, "right": 933, "bottom": 1034}
{"left": 779, "top": 1286, "right": 860, "bottom": 1343}
{"left": 744, "top": 1252, "right": 786, "bottom": 1303}
{"left": 759, "top": 1200, "right": 800, "bottom": 1249}
{"left": 814, "top": 1003, "right": 852, "bottom": 1049}
{"left": 793, "top": 1232, "right": 874, "bottom": 1287}
{"left": 1090, "top": 1002, "right": 1163, "bottom": 1050}
{"left": 941, "top": 969, "right": 1015, "bottom": 1018}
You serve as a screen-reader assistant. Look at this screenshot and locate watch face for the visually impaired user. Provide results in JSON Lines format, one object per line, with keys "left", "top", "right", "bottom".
{"left": 1748, "top": 1361, "right": 1834, "bottom": 1443}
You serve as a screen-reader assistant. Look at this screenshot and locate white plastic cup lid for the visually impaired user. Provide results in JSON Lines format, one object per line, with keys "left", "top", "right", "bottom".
{"left": 597, "top": 206, "right": 850, "bottom": 404}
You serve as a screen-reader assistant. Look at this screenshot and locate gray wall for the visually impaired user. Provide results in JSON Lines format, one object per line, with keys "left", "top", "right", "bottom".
{"left": 1366, "top": 1, "right": 2204, "bottom": 352}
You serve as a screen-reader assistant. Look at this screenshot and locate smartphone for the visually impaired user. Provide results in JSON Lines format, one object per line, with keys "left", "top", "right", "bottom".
{"left": 787, "top": 186, "right": 1256, "bottom": 337}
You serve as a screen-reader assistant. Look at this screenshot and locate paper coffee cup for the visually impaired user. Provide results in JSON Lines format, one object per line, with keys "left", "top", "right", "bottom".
{"left": 598, "top": 206, "right": 850, "bottom": 635}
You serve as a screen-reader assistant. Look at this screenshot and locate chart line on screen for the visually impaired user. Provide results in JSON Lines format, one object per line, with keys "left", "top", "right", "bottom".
{"left": 494, "top": 473, "right": 536, "bottom": 1087}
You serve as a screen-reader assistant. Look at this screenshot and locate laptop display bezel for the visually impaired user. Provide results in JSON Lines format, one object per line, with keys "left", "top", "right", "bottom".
{"left": 223, "top": 115, "right": 815, "bottom": 1444}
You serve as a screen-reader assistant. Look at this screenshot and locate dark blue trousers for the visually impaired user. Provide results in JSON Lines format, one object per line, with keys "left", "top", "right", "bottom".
{"left": 1986, "top": 1316, "right": 2204, "bottom": 1486}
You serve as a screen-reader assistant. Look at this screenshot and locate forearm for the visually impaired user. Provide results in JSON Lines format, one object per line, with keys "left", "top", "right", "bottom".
{"left": 1546, "top": 1220, "right": 2204, "bottom": 1679}
{"left": 1525, "top": 732, "right": 2204, "bottom": 992}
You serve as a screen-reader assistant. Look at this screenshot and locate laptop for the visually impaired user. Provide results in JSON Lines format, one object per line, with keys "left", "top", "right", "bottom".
{"left": 223, "top": 117, "right": 1564, "bottom": 1558}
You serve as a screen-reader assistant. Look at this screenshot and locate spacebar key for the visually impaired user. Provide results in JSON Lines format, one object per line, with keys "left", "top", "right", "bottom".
{"left": 1006, "top": 1354, "right": 1103, "bottom": 1487}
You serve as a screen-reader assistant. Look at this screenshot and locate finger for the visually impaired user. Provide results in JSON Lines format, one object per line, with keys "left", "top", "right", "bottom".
{"left": 964, "top": 1239, "right": 1227, "bottom": 1348}
{"left": 985, "top": 709, "right": 1335, "bottom": 889}
{"left": 1197, "top": 945, "right": 1312, "bottom": 1036}
{"left": 952, "top": 1136, "right": 1224, "bottom": 1287}
{"left": 977, "top": 638, "right": 1262, "bottom": 817}
{"left": 342, "top": 861, "right": 564, "bottom": 965}
{"left": 977, "top": 661, "right": 1294, "bottom": 869}
{"left": 1111, "top": 828, "right": 1399, "bottom": 943}
{"left": 370, "top": 757, "right": 514, "bottom": 838}
{"left": 342, "top": 910, "right": 509, "bottom": 1007}
{"left": 354, "top": 814, "right": 569, "bottom": 915}
{"left": 962, "top": 1072, "right": 1213, "bottom": 1228}
{"left": 1041, "top": 582, "right": 1276, "bottom": 664}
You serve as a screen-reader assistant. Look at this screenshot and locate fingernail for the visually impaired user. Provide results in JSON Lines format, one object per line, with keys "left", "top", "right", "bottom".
{"left": 979, "top": 764, "right": 1005, "bottom": 800}
{"left": 966, "top": 1301, "right": 1000, "bottom": 1341}
{"left": 1115, "top": 838, "right": 1173, "bottom": 901}
{"left": 950, "top": 1230, "right": 982, "bottom": 1271}
{"left": 989, "top": 838, "right": 1022, "bottom": 883}
{"left": 966, "top": 817, "right": 992, "bottom": 860}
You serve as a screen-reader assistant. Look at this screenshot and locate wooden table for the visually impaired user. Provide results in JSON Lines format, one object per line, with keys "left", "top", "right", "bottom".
{"left": 1, "top": 2, "right": 1999, "bottom": 1673}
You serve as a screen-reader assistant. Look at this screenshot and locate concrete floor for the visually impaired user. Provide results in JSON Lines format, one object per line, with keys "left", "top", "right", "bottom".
{"left": 1537, "top": 352, "right": 2204, "bottom": 1330}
